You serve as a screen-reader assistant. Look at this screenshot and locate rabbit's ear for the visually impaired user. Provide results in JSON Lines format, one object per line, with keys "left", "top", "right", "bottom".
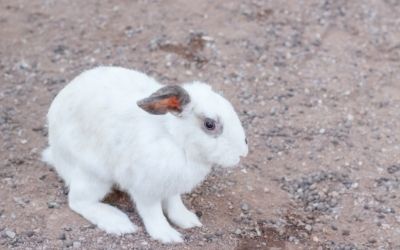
{"left": 137, "top": 85, "right": 190, "bottom": 115}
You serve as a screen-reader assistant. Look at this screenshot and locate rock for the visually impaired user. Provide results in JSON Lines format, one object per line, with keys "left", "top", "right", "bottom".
{"left": 17, "top": 60, "right": 30, "bottom": 70}
{"left": 64, "top": 240, "right": 73, "bottom": 247}
{"left": 288, "top": 235, "right": 298, "bottom": 243}
{"left": 342, "top": 229, "right": 350, "bottom": 236}
{"left": 195, "top": 211, "right": 203, "bottom": 218}
{"left": 53, "top": 45, "right": 68, "bottom": 55}
{"left": 241, "top": 203, "right": 249, "bottom": 211}
{"left": 387, "top": 165, "right": 400, "bottom": 174}
{"left": 215, "top": 230, "right": 224, "bottom": 237}
{"left": 5, "top": 230, "right": 16, "bottom": 239}
{"left": 13, "top": 197, "right": 28, "bottom": 208}
{"left": 58, "top": 232, "right": 66, "bottom": 240}
{"left": 235, "top": 229, "right": 242, "bottom": 235}
{"left": 25, "top": 231, "right": 34, "bottom": 237}
{"left": 204, "top": 234, "right": 213, "bottom": 242}
{"left": 73, "top": 241, "right": 81, "bottom": 248}
{"left": 47, "top": 201, "right": 60, "bottom": 209}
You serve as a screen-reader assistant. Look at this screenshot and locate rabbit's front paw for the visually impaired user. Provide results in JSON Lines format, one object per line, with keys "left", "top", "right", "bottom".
{"left": 100, "top": 218, "right": 137, "bottom": 235}
{"left": 135, "top": 199, "right": 184, "bottom": 243}
{"left": 94, "top": 209, "right": 137, "bottom": 235}
{"left": 147, "top": 225, "right": 183, "bottom": 243}
{"left": 169, "top": 208, "right": 202, "bottom": 229}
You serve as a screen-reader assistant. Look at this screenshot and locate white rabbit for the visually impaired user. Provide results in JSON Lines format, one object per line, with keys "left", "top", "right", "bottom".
{"left": 42, "top": 66, "right": 248, "bottom": 243}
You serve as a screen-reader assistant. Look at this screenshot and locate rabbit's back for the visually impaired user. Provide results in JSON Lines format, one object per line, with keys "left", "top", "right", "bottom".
{"left": 51, "top": 66, "right": 161, "bottom": 111}
{"left": 45, "top": 67, "right": 164, "bottom": 184}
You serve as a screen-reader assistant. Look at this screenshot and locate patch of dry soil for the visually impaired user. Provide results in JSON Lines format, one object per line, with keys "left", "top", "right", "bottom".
{"left": 1, "top": 1, "right": 400, "bottom": 249}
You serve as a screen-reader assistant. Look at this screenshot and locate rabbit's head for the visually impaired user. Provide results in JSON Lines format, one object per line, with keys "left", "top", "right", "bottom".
{"left": 137, "top": 82, "right": 248, "bottom": 168}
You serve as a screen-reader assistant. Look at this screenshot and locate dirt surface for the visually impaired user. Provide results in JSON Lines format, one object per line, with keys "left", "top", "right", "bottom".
{"left": 1, "top": 0, "right": 400, "bottom": 249}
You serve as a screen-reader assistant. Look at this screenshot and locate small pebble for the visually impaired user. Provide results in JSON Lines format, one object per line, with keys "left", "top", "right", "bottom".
{"left": 64, "top": 240, "right": 73, "bottom": 247}
{"left": 58, "top": 232, "right": 66, "bottom": 240}
{"left": 73, "top": 241, "right": 81, "bottom": 248}
{"left": 47, "top": 201, "right": 60, "bottom": 209}
{"left": 204, "top": 234, "right": 213, "bottom": 242}
{"left": 215, "top": 230, "right": 224, "bottom": 237}
{"left": 195, "top": 211, "right": 203, "bottom": 218}
{"left": 25, "top": 231, "right": 34, "bottom": 237}
{"left": 5, "top": 230, "right": 16, "bottom": 239}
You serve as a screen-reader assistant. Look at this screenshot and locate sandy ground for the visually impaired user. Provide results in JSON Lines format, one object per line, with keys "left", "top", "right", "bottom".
{"left": 1, "top": 0, "right": 400, "bottom": 249}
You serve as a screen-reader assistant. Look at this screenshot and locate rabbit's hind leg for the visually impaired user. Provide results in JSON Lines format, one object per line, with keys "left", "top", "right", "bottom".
{"left": 68, "top": 168, "right": 137, "bottom": 235}
{"left": 42, "top": 146, "right": 75, "bottom": 186}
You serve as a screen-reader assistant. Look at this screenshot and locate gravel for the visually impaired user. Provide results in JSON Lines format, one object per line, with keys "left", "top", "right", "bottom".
{"left": 1, "top": 0, "right": 400, "bottom": 249}
{"left": 323, "top": 242, "right": 358, "bottom": 250}
{"left": 280, "top": 171, "right": 353, "bottom": 213}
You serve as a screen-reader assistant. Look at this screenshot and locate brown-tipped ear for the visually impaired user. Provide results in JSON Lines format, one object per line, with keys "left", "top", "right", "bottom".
{"left": 137, "top": 85, "right": 190, "bottom": 115}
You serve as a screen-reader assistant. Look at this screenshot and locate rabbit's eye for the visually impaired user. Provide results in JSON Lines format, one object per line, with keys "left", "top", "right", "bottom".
{"left": 201, "top": 117, "right": 223, "bottom": 137}
{"left": 204, "top": 118, "right": 216, "bottom": 130}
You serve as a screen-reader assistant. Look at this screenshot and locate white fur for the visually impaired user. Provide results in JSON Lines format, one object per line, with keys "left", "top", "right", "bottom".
{"left": 42, "top": 66, "right": 248, "bottom": 243}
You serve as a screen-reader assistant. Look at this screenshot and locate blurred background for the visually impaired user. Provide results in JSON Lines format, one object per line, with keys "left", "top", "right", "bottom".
{"left": 0, "top": 0, "right": 400, "bottom": 249}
